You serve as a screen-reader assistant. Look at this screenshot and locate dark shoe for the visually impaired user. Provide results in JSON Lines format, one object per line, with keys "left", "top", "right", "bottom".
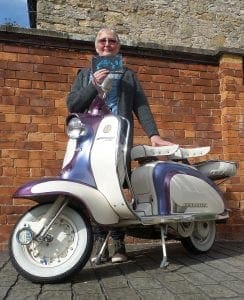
{"left": 111, "top": 252, "right": 128, "bottom": 263}
{"left": 91, "top": 238, "right": 109, "bottom": 264}
{"left": 111, "top": 239, "right": 128, "bottom": 263}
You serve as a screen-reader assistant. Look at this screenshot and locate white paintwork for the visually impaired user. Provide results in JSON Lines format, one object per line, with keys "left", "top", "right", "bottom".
{"left": 90, "top": 115, "right": 136, "bottom": 220}
{"left": 62, "top": 138, "right": 76, "bottom": 168}
{"left": 170, "top": 174, "right": 224, "bottom": 214}
{"left": 31, "top": 180, "right": 119, "bottom": 224}
{"left": 131, "top": 162, "right": 159, "bottom": 216}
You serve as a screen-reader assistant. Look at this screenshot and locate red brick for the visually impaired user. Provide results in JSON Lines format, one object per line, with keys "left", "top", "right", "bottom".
{"left": 0, "top": 215, "right": 6, "bottom": 224}
{"left": 0, "top": 52, "right": 17, "bottom": 61}
{"left": 4, "top": 78, "right": 18, "bottom": 87}
{"left": 15, "top": 70, "right": 42, "bottom": 81}
{"left": 18, "top": 53, "right": 43, "bottom": 63}
{"left": 3, "top": 45, "right": 28, "bottom": 53}
{"left": 7, "top": 61, "right": 33, "bottom": 72}
{"left": 0, "top": 225, "right": 13, "bottom": 242}
{"left": 32, "top": 81, "right": 45, "bottom": 89}
{"left": 19, "top": 79, "right": 32, "bottom": 88}
{"left": 34, "top": 64, "right": 59, "bottom": 74}
{"left": 15, "top": 105, "right": 43, "bottom": 115}
{"left": 14, "top": 199, "right": 36, "bottom": 206}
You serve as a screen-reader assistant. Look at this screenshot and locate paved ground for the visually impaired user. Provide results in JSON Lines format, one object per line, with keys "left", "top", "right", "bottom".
{"left": 1, "top": 240, "right": 244, "bottom": 299}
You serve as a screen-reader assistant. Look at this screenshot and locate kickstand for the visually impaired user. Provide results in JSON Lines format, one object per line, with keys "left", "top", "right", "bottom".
{"left": 94, "top": 231, "right": 111, "bottom": 265}
{"left": 160, "top": 225, "right": 169, "bottom": 268}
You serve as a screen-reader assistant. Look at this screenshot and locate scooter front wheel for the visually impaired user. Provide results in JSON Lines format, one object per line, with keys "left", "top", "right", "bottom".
{"left": 9, "top": 203, "right": 93, "bottom": 283}
{"left": 181, "top": 220, "right": 216, "bottom": 254}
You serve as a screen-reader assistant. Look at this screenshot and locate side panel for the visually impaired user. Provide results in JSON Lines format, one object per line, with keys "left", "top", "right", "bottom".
{"left": 153, "top": 162, "right": 225, "bottom": 215}
{"left": 170, "top": 174, "right": 225, "bottom": 214}
{"left": 132, "top": 161, "right": 225, "bottom": 217}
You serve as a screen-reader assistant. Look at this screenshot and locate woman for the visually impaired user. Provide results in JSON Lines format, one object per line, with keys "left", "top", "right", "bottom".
{"left": 67, "top": 28, "right": 174, "bottom": 263}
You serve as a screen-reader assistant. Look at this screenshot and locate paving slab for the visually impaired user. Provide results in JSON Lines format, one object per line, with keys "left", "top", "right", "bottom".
{"left": 1, "top": 241, "right": 244, "bottom": 299}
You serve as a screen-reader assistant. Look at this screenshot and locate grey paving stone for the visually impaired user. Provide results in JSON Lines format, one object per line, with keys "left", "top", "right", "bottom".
{"left": 119, "top": 263, "right": 146, "bottom": 276}
{"left": 222, "top": 280, "right": 244, "bottom": 294}
{"left": 139, "top": 288, "right": 177, "bottom": 300}
{"left": 14, "top": 276, "right": 41, "bottom": 289}
{"left": 177, "top": 294, "right": 210, "bottom": 300}
{"left": 198, "top": 284, "right": 238, "bottom": 298}
{"left": 0, "top": 252, "right": 9, "bottom": 261}
{"left": 128, "top": 276, "right": 163, "bottom": 290}
{"left": 42, "top": 282, "right": 71, "bottom": 291}
{"left": 94, "top": 265, "right": 123, "bottom": 278}
{"left": 72, "top": 281, "right": 102, "bottom": 294}
{"left": 126, "top": 270, "right": 152, "bottom": 279}
{"left": 6, "top": 289, "right": 40, "bottom": 300}
{"left": 0, "top": 287, "right": 9, "bottom": 299}
{"left": 101, "top": 275, "right": 128, "bottom": 289}
{"left": 165, "top": 280, "right": 203, "bottom": 294}
{"left": 181, "top": 271, "right": 218, "bottom": 285}
{"left": 206, "top": 259, "right": 243, "bottom": 273}
{"left": 1, "top": 262, "right": 18, "bottom": 276}
{"left": 149, "top": 270, "right": 185, "bottom": 283}
{"left": 71, "top": 268, "right": 97, "bottom": 282}
{"left": 74, "top": 293, "right": 106, "bottom": 299}
{"left": 104, "top": 287, "right": 140, "bottom": 299}
{"left": 231, "top": 272, "right": 244, "bottom": 280}
{"left": 0, "top": 275, "right": 17, "bottom": 287}
{"left": 189, "top": 263, "right": 238, "bottom": 281}
{"left": 220, "top": 256, "right": 244, "bottom": 267}
{"left": 39, "top": 290, "right": 72, "bottom": 300}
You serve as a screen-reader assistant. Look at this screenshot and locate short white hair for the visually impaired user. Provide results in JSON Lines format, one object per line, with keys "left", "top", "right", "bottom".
{"left": 95, "top": 28, "right": 120, "bottom": 45}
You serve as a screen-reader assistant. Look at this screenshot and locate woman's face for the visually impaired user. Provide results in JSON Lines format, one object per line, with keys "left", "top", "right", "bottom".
{"left": 95, "top": 30, "right": 120, "bottom": 56}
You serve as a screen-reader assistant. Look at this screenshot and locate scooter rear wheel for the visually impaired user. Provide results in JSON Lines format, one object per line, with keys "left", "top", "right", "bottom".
{"left": 9, "top": 203, "right": 93, "bottom": 283}
{"left": 181, "top": 220, "right": 216, "bottom": 254}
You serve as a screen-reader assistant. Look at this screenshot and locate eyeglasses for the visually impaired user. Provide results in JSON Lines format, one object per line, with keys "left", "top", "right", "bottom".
{"left": 97, "top": 38, "right": 118, "bottom": 45}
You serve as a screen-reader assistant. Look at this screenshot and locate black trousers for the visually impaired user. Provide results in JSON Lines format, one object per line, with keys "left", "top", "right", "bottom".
{"left": 93, "top": 226, "right": 125, "bottom": 241}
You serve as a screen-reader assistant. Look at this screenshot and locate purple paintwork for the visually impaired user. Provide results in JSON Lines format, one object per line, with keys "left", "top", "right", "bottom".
{"left": 153, "top": 162, "right": 224, "bottom": 215}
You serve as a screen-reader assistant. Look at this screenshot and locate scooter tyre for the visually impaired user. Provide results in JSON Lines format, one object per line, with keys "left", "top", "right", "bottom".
{"left": 181, "top": 220, "right": 216, "bottom": 254}
{"left": 9, "top": 203, "right": 93, "bottom": 283}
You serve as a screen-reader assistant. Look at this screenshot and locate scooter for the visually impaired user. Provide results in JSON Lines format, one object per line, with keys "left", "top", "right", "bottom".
{"left": 9, "top": 75, "right": 237, "bottom": 283}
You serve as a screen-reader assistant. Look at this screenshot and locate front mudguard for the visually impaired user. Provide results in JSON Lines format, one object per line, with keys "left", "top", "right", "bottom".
{"left": 13, "top": 178, "right": 119, "bottom": 225}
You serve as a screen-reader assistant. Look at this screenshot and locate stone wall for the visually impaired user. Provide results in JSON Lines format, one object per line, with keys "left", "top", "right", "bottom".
{"left": 0, "top": 27, "right": 243, "bottom": 250}
{"left": 36, "top": 0, "right": 243, "bottom": 50}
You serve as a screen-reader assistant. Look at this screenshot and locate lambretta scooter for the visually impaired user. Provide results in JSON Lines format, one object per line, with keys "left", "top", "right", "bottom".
{"left": 9, "top": 74, "right": 237, "bottom": 283}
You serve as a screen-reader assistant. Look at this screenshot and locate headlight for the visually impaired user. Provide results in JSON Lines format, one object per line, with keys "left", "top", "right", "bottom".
{"left": 67, "top": 117, "right": 86, "bottom": 139}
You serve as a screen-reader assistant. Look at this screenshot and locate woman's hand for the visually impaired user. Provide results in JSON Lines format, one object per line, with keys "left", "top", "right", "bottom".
{"left": 92, "top": 69, "right": 110, "bottom": 85}
{"left": 150, "top": 135, "right": 175, "bottom": 147}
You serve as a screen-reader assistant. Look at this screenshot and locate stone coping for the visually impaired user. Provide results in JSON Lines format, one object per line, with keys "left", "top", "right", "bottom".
{"left": 0, "top": 26, "right": 243, "bottom": 64}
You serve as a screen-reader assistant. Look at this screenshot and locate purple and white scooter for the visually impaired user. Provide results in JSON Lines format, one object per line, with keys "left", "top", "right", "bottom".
{"left": 9, "top": 75, "right": 237, "bottom": 283}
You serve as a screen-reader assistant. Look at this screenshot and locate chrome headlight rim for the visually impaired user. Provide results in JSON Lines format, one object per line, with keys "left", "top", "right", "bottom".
{"left": 67, "top": 117, "right": 86, "bottom": 139}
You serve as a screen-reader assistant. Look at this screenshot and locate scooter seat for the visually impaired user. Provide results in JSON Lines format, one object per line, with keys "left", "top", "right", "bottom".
{"left": 131, "top": 144, "right": 179, "bottom": 160}
{"left": 193, "top": 160, "right": 237, "bottom": 180}
{"left": 131, "top": 145, "right": 210, "bottom": 161}
{"left": 169, "top": 146, "right": 210, "bottom": 159}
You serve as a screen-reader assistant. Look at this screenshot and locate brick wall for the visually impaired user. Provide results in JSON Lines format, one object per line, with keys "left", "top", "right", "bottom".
{"left": 0, "top": 29, "right": 243, "bottom": 250}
